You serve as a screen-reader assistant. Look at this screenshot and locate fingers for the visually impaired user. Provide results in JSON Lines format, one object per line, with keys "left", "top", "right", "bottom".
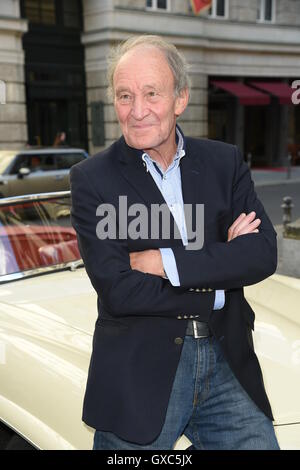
{"left": 230, "top": 212, "right": 247, "bottom": 231}
{"left": 236, "top": 211, "right": 260, "bottom": 232}
{"left": 228, "top": 212, "right": 261, "bottom": 241}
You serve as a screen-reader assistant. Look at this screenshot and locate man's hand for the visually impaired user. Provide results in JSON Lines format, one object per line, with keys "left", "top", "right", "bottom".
{"left": 129, "top": 212, "right": 261, "bottom": 276}
{"left": 227, "top": 212, "right": 261, "bottom": 242}
{"left": 129, "top": 249, "right": 165, "bottom": 277}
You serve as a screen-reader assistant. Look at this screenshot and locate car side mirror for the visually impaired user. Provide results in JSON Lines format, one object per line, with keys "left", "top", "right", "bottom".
{"left": 18, "top": 167, "right": 31, "bottom": 179}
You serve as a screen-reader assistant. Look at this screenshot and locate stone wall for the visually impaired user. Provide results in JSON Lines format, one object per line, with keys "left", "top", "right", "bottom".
{"left": 0, "top": 0, "right": 28, "bottom": 149}
{"left": 276, "top": 0, "right": 300, "bottom": 25}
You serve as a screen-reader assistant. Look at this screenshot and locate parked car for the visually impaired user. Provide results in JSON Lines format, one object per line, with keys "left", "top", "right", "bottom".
{"left": 0, "top": 192, "right": 299, "bottom": 450}
{"left": 0, "top": 148, "right": 89, "bottom": 198}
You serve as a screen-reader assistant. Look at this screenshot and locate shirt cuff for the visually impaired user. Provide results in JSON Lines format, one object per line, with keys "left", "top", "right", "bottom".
{"left": 160, "top": 248, "right": 225, "bottom": 310}
{"left": 214, "top": 290, "right": 225, "bottom": 310}
{"left": 159, "top": 248, "right": 180, "bottom": 286}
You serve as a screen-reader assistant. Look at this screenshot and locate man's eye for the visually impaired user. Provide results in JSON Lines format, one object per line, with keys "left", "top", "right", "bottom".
{"left": 148, "top": 91, "right": 157, "bottom": 97}
{"left": 119, "top": 94, "right": 131, "bottom": 102}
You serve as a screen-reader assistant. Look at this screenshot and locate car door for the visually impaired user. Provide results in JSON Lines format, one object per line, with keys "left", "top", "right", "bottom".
{"left": 4, "top": 154, "right": 47, "bottom": 197}
{"left": 38, "top": 153, "right": 65, "bottom": 193}
{"left": 5, "top": 153, "right": 67, "bottom": 197}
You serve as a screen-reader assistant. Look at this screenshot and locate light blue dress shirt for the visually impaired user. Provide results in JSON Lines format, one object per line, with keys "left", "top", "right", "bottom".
{"left": 141, "top": 127, "right": 225, "bottom": 310}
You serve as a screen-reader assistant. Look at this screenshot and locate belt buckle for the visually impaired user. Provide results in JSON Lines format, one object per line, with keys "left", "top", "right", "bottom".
{"left": 192, "top": 320, "right": 208, "bottom": 339}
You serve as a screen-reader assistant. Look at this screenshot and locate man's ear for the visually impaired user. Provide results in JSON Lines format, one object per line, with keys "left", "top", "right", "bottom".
{"left": 174, "top": 88, "right": 189, "bottom": 117}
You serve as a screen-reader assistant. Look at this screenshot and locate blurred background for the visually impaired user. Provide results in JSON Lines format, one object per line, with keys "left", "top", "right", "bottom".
{"left": 0, "top": 0, "right": 299, "bottom": 159}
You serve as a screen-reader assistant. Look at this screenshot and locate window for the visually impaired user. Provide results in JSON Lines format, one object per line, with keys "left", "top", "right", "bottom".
{"left": 22, "top": 0, "right": 81, "bottom": 28}
{"left": 62, "top": 0, "right": 81, "bottom": 28}
{"left": 257, "top": 0, "right": 276, "bottom": 22}
{"left": 56, "top": 153, "right": 86, "bottom": 170}
{"left": 208, "top": 0, "right": 228, "bottom": 19}
{"left": 10, "top": 154, "right": 58, "bottom": 174}
{"left": 146, "top": 0, "right": 170, "bottom": 11}
{"left": 23, "top": 0, "right": 56, "bottom": 25}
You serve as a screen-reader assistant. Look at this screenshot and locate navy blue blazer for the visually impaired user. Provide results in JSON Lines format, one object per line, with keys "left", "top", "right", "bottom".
{"left": 70, "top": 134, "right": 277, "bottom": 445}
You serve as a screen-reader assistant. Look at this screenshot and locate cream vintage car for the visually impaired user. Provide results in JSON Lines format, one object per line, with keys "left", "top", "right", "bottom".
{"left": 0, "top": 192, "right": 299, "bottom": 450}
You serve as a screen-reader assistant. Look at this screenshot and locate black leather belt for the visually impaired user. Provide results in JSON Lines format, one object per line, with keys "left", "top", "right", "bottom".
{"left": 185, "top": 320, "right": 211, "bottom": 338}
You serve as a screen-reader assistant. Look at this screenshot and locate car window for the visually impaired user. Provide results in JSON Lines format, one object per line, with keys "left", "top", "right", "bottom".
{"left": 0, "top": 196, "right": 80, "bottom": 277}
{"left": 41, "top": 154, "right": 56, "bottom": 171}
{"left": 55, "top": 153, "right": 86, "bottom": 170}
{"left": 0, "top": 152, "right": 16, "bottom": 174}
{"left": 10, "top": 154, "right": 44, "bottom": 174}
{"left": 9, "top": 153, "right": 58, "bottom": 174}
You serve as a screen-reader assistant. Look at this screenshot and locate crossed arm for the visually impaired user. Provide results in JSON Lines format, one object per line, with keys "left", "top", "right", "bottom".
{"left": 70, "top": 147, "right": 277, "bottom": 318}
{"left": 130, "top": 211, "right": 262, "bottom": 278}
{"left": 130, "top": 147, "right": 277, "bottom": 291}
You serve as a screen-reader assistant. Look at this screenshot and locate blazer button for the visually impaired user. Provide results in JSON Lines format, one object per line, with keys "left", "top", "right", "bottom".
{"left": 174, "top": 337, "right": 183, "bottom": 345}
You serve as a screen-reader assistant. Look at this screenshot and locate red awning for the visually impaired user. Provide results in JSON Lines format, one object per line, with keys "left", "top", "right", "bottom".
{"left": 211, "top": 80, "right": 270, "bottom": 105}
{"left": 249, "top": 82, "right": 292, "bottom": 105}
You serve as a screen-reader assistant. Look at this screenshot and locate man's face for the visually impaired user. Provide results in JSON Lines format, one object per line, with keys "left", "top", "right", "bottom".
{"left": 113, "top": 46, "right": 188, "bottom": 154}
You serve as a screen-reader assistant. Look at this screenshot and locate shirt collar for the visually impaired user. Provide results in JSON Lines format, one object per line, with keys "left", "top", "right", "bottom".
{"left": 141, "top": 125, "right": 186, "bottom": 172}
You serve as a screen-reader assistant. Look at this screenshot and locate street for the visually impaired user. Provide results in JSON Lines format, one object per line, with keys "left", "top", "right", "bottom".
{"left": 255, "top": 182, "right": 300, "bottom": 226}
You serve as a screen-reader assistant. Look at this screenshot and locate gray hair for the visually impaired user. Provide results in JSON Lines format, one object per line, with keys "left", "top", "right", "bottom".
{"left": 107, "top": 35, "right": 191, "bottom": 99}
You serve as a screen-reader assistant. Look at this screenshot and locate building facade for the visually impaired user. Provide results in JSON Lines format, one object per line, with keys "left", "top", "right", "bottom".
{"left": 0, "top": 0, "right": 27, "bottom": 149}
{"left": 0, "top": 0, "right": 300, "bottom": 166}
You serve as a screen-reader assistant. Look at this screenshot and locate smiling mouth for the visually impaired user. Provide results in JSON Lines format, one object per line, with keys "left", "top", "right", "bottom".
{"left": 133, "top": 125, "right": 151, "bottom": 128}
{"left": 131, "top": 123, "right": 155, "bottom": 129}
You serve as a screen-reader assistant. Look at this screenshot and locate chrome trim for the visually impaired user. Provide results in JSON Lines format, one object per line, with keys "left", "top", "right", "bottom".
{"left": 0, "top": 259, "right": 84, "bottom": 284}
{"left": 0, "top": 190, "right": 71, "bottom": 205}
{"left": 0, "top": 417, "right": 39, "bottom": 450}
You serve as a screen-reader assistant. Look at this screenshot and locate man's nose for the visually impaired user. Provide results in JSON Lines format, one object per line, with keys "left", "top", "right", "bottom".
{"left": 131, "top": 96, "right": 149, "bottom": 120}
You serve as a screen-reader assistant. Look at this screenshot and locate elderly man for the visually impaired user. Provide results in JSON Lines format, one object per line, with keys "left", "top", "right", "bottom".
{"left": 70, "top": 35, "right": 279, "bottom": 450}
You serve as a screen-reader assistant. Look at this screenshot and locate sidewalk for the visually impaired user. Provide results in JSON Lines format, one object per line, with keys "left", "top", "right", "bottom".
{"left": 274, "top": 223, "right": 300, "bottom": 279}
{"left": 274, "top": 224, "right": 284, "bottom": 276}
{"left": 251, "top": 166, "right": 300, "bottom": 187}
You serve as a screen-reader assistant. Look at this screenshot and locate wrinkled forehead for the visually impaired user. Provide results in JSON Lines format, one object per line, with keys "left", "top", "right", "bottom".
{"left": 113, "top": 45, "right": 174, "bottom": 89}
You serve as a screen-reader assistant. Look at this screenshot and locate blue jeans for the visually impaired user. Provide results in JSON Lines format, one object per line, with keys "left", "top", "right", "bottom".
{"left": 93, "top": 335, "right": 280, "bottom": 450}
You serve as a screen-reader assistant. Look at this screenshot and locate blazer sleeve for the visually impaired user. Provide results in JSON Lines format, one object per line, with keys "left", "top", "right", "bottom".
{"left": 172, "top": 146, "right": 277, "bottom": 290}
{"left": 70, "top": 163, "right": 215, "bottom": 319}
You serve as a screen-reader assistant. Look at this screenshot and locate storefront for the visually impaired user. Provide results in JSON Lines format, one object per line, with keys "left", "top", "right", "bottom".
{"left": 208, "top": 79, "right": 295, "bottom": 167}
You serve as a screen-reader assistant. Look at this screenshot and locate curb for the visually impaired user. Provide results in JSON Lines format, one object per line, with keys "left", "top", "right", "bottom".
{"left": 253, "top": 178, "right": 300, "bottom": 187}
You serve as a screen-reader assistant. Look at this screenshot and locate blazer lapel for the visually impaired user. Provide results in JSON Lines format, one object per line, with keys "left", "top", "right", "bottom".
{"left": 117, "top": 136, "right": 208, "bottom": 246}
{"left": 180, "top": 138, "right": 207, "bottom": 207}
{"left": 180, "top": 139, "right": 208, "bottom": 244}
{"left": 117, "top": 136, "right": 167, "bottom": 207}
{"left": 117, "top": 137, "right": 186, "bottom": 246}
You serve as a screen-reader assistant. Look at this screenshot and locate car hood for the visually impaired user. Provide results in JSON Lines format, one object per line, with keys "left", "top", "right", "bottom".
{"left": 0, "top": 270, "right": 299, "bottom": 428}
{"left": 0, "top": 268, "right": 97, "bottom": 336}
{"left": 246, "top": 274, "right": 300, "bottom": 427}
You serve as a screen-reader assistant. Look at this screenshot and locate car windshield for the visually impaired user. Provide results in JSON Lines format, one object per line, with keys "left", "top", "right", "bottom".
{"left": 0, "top": 151, "right": 15, "bottom": 173}
{"left": 0, "top": 193, "right": 81, "bottom": 281}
